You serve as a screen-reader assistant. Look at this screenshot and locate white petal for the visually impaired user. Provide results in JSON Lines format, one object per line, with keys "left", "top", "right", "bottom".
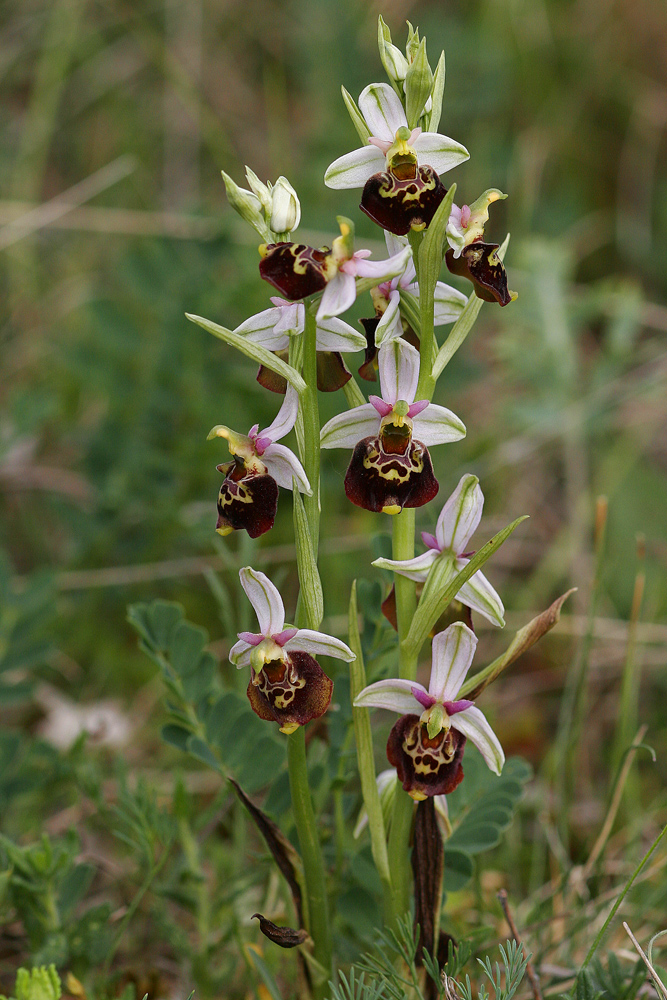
{"left": 320, "top": 404, "right": 380, "bottom": 449}
{"left": 411, "top": 404, "right": 466, "bottom": 445}
{"left": 435, "top": 474, "right": 483, "bottom": 553}
{"left": 229, "top": 638, "right": 252, "bottom": 667}
{"left": 378, "top": 339, "right": 420, "bottom": 405}
{"left": 359, "top": 82, "right": 407, "bottom": 141}
{"left": 456, "top": 565, "right": 505, "bottom": 628}
{"left": 262, "top": 442, "right": 312, "bottom": 494}
{"left": 429, "top": 622, "right": 477, "bottom": 702}
{"left": 353, "top": 678, "right": 426, "bottom": 715}
{"left": 412, "top": 132, "right": 470, "bottom": 175}
{"left": 239, "top": 567, "right": 285, "bottom": 637}
{"left": 317, "top": 272, "right": 356, "bottom": 320}
{"left": 372, "top": 549, "right": 438, "bottom": 582}
{"left": 433, "top": 282, "right": 468, "bottom": 325}
{"left": 374, "top": 290, "right": 402, "bottom": 346}
{"left": 262, "top": 384, "right": 299, "bottom": 442}
{"left": 324, "top": 146, "right": 386, "bottom": 189}
{"left": 235, "top": 308, "right": 289, "bottom": 351}
{"left": 355, "top": 246, "right": 412, "bottom": 282}
{"left": 384, "top": 231, "right": 408, "bottom": 257}
{"left": 452, "top": 705, "right": 505, "bottom": 775}
{"left": 316, "top": 316, "right": 366, "bottom": 352}
{"left": 285, "top": 629, "right": 355, "bottom": 661}
{"left": 274, "top": 302, "right": 304, "bottom": 336}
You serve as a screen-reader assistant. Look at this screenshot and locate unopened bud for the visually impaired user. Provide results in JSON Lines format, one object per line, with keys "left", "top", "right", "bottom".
{"left": 404, "top": 37, "right": 433, "bottom": 128}
{"left": 378, "top": 15, "right": 409, "bottom": 85}
{"left": 270, "top": 176, "right": 301, "bottom": 236}
{"left": 244, "top": 166, "right": 272, "bottom": 213}
{"left": 221, "top": 170, "right": 269, "bottom": 240}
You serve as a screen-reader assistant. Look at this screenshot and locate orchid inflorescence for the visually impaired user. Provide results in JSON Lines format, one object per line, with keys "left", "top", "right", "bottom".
{"left": 189, "top": 15, "right": 536, "bottom": 989}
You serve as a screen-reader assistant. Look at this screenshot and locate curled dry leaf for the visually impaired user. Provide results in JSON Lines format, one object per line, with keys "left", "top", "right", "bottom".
{"left": 252, "top": 913, "right": 310, "bottom": 949}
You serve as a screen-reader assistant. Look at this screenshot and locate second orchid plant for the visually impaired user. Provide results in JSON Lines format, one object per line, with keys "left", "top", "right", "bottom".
{"left": 186, "top": 17, "right": 565, "bottom": 1000}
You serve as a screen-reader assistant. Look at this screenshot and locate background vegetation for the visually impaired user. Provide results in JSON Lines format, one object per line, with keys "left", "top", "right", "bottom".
{"left": 1, "top": 0, "right": 666, "bottom": 996}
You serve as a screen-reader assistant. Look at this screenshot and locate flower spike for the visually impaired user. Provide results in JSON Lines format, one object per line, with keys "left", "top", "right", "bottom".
{"left": 354, "top": 621, "right": 504, "bottom": 798}
{"left": 210, "top": 387, "right": 310, "bottom": 538}
{"left": 232, "top": 568, "right": 354, "bottom": 733}
{"left": 372, "top": 474, "right": 505, "bottom": 626}
{"left": 321, "top": 340, "right": 465, "bottom": 514}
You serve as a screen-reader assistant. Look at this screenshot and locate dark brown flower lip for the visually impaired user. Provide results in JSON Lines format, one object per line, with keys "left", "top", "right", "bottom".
{"left": 344, "top": 434, "right": 439, "bottom": 514}
{"left": 259, "top": 242, "right": 331, "bottom": 300}
{"left": 360, "top": 165, "right": 447, "bottom": 236}
{"left": 216, "top": 466, "right": 279, "bottom": 538}
{"left": 386, "top": 713, "right": 466, "bottom": 799}
{"left": 444, "top": 241, "right": 514, "bottom": 306}
{"left": 246, "top": 650, "right": 333, "bottom": 732}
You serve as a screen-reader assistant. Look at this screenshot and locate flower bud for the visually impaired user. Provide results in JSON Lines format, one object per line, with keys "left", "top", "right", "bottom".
{"left": 245, "top": 166, "right": 272, "bottom": 213}
{"left": 269, "top": 175, "right": 301, "bottom": 235}
{"left": 377, "top": 15, "right": 408, "bottom": 84}
{"left": 221, "top": 170, "right": 269, "bottom": 239}
{"left": 404, "top": 37, "right": 433, "bottom": 128}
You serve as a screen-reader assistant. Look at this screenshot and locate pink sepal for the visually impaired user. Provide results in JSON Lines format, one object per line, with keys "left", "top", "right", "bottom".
{"left": 408, "top": 399, "right": 429, "bottom": 418}
{"left": 254, "top": 435, "right": 272, "bottom": 455}
{"left": 369, "top": 395, "right": 393, "bottom": 417}
{"left": 274, "top": 627, "right": 299, "bottom": 646}
{"left": 248, "top": 423, "right": 259, "bottom": 438}
{"left": 421, "top": 531, "right": 440, "bottom": 550}
{"left": 237, "top": 631, "right": 264, "bottom": 646}
{"left": 411, "top": 686, "right": 436, "bottom": 709}
{"left": 368, "top": 136, "right": 392, "bottom": 154}
{"left": 444, "top": 699, "right": 475, "bottom": 715}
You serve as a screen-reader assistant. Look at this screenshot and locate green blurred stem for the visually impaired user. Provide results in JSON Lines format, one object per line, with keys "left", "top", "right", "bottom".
{"left": 387, "top": 507, "right": 418, "bottom": 924}
{"left": 288, "top": 303, "right": 330, "bottom": 997}
{"left": 287, "top": 727, "right": 331, "bottom": 995}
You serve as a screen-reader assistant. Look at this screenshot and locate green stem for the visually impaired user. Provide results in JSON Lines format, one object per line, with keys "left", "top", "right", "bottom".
{"left": 387, "top": 507, "right": 417, "bottom": 924}
{"left": 288, "top": 728, "right": 331, "bottom": 994}
{"left": 288, "top": 303, "right": 330, "bottom": 997}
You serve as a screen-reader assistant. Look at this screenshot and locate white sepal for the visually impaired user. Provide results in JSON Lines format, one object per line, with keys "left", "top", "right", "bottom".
{"left": 228, "top": 638, "right": 253, "bottom": 667}
{"left": 428, "top": 622, "right": 477, "bottom": 703}
{"left": 456, "top": 565, "right": 505, "bottom": 628}
{"left": 411, "top": 404, "right": 466, "bottom": 445}
{"left": 262, "top": 443, "right": 312, "bottom": 494}
{"left": 452, "top": 705, "right": 505, "bottom": 775}
{"left": 234, "top": 308, "right": 290, "bottom": 351}
{"left": 316, "top": 316, "right": 366, "bottom": 352}
{"left": 355, "top": 246, "right": 412, "bottom": 282}
{"left": 320, "top": 404, "right": 380, "bottom": 449}
{"left": 358, "top": 82, "right": 407, "bottom": 141}
{"left": 411, "top": 132, "right": 470, "bottom": 175}
{"left": 434, "top": 282, "right": 468, "bottom": 324}
{"left": 436, "top": 474, "right": 483, "bottom": 553}
{"left": 374, "top": 290, "right": 403, "bottom": 347}
{"left": 324, "top": 146, "right": 386, "bottom": 190}
{"left": 372, "top": 549, "right": 438, "bottom": 582}
{"left": 262, "top": 385, "right": 299, "bottom": 443}
{"left": 285, "top": 629, "right": 355, "bottom": 662}
{"left": 239, "top": 567, "right": 285, "bottom": 637}
{"left": 353, "top": 678, "right": 425, "bottom": 715}
{"left": 378, "top": 339, "right": 420, "bottom": 405}
{"left": 317, "top": 272, "right": 356, "bottom": 320}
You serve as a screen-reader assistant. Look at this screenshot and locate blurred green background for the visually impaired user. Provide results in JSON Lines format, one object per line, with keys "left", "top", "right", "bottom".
{"left": 1, "top": 0, "right": 667, "bottom": 984}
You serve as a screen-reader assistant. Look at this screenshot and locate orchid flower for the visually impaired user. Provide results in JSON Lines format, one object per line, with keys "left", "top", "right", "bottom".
{"left": 230, "top": 567, "right": 354, "bottom": 733}
{"left": 372, "top": 474, "right": 505, "bottom": 627}
{"left": 320, "top": 339, "right": 465, "bottom": 514}
{"left": 366, "top": 232, "right": 468, "bottom": 363}
{"left": 324, "top": 83, "right": 468, "bottom": 235}
{"left": 258, "top": 217, "right": 412, "bottom": 326}
{"left": 353, "top": 767, "right": 450, "bottom": 840}
{"left": 208, "top": 386, "right": 310, "bottom": 538}
{"left": 443, "top": 189, "right": 517, "bottom": 306}
{"left": 354, "top": 622, "right": 504, "bottom": 799}
{"left": 235, "top": 295, "right": 366, "bottom": 394}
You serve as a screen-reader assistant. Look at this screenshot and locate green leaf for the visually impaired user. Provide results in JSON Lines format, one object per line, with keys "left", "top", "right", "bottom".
{"left": 403, "top": 515, "right": 528, "bottom": 656}
{"left": 446, "top": 751, "right": 532, "bottom": 856}
{"left": 418, "top": 183, "right": 456, "bottom": 301}
{"left": 341, "top": 86, "right": 371, "bottom": 144}
{"left": 246, "top": 946, "right": 284, "bottom": 1000}
{"left": 443, "top": 849, "right": 474, "bottom": 892}
{"left": 186, "top": 736, "right": 221, "bottom": 772}
{"left": 169, "top": 620, "right": 208, "bottom": 676}
{"left": 161, "top": 724, "right": 192, "bottom": 752}
{"left": 186, "top": 313, "right": 306, "bottom": 394}
{"left": 58, "top": 862, "right": 94, "bottom": 919}
{"left": 292, "top": 487, "right": 324, "bottom": 629}
{"left": 425, "top": 50, "right": 446, "bottom": 132}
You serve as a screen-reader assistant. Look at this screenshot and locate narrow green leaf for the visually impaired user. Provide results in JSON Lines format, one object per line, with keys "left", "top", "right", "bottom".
{"left": 348, "top": 582, "right": 393, "bottom": 900}
{"left": 341, "top": 86, "right": 371, "bottom": 144}
{"left": 186, "top": 736, "right": 222, "bottom": 772}
{"left": 186, "top": 313, "right": 306, "bottom": 394}
{"left": 246, "top": 947, "right": 284, "bottom": 1000}
{"left": 292, "top": 486, "right": 323, "bottom": 629}
{"left": 425, "top": 51, "right": 446, "bottom": 132}
{"left": 419, "top": 182, "right": 456, "bottom": 300}
{"left": 403, "top": 515, "right": 528, "bottom": 656}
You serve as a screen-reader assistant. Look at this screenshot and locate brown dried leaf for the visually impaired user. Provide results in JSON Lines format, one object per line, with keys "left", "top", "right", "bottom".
{"left": 229, "top": 778, "right": 304, "bottom": 923}
{"left": 460, "top": 588, "right": 576, "bottom": 700}
{"left": 252, "top": 913, "right": 310, "bottom": 949}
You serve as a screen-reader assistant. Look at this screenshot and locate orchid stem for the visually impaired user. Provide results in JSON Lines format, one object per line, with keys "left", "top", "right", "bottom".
{"left": 288, "top": 303, "right": 330, "bottom": 997}
{"left": 387, "top": 506, "right": 417, "bottom": 925}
